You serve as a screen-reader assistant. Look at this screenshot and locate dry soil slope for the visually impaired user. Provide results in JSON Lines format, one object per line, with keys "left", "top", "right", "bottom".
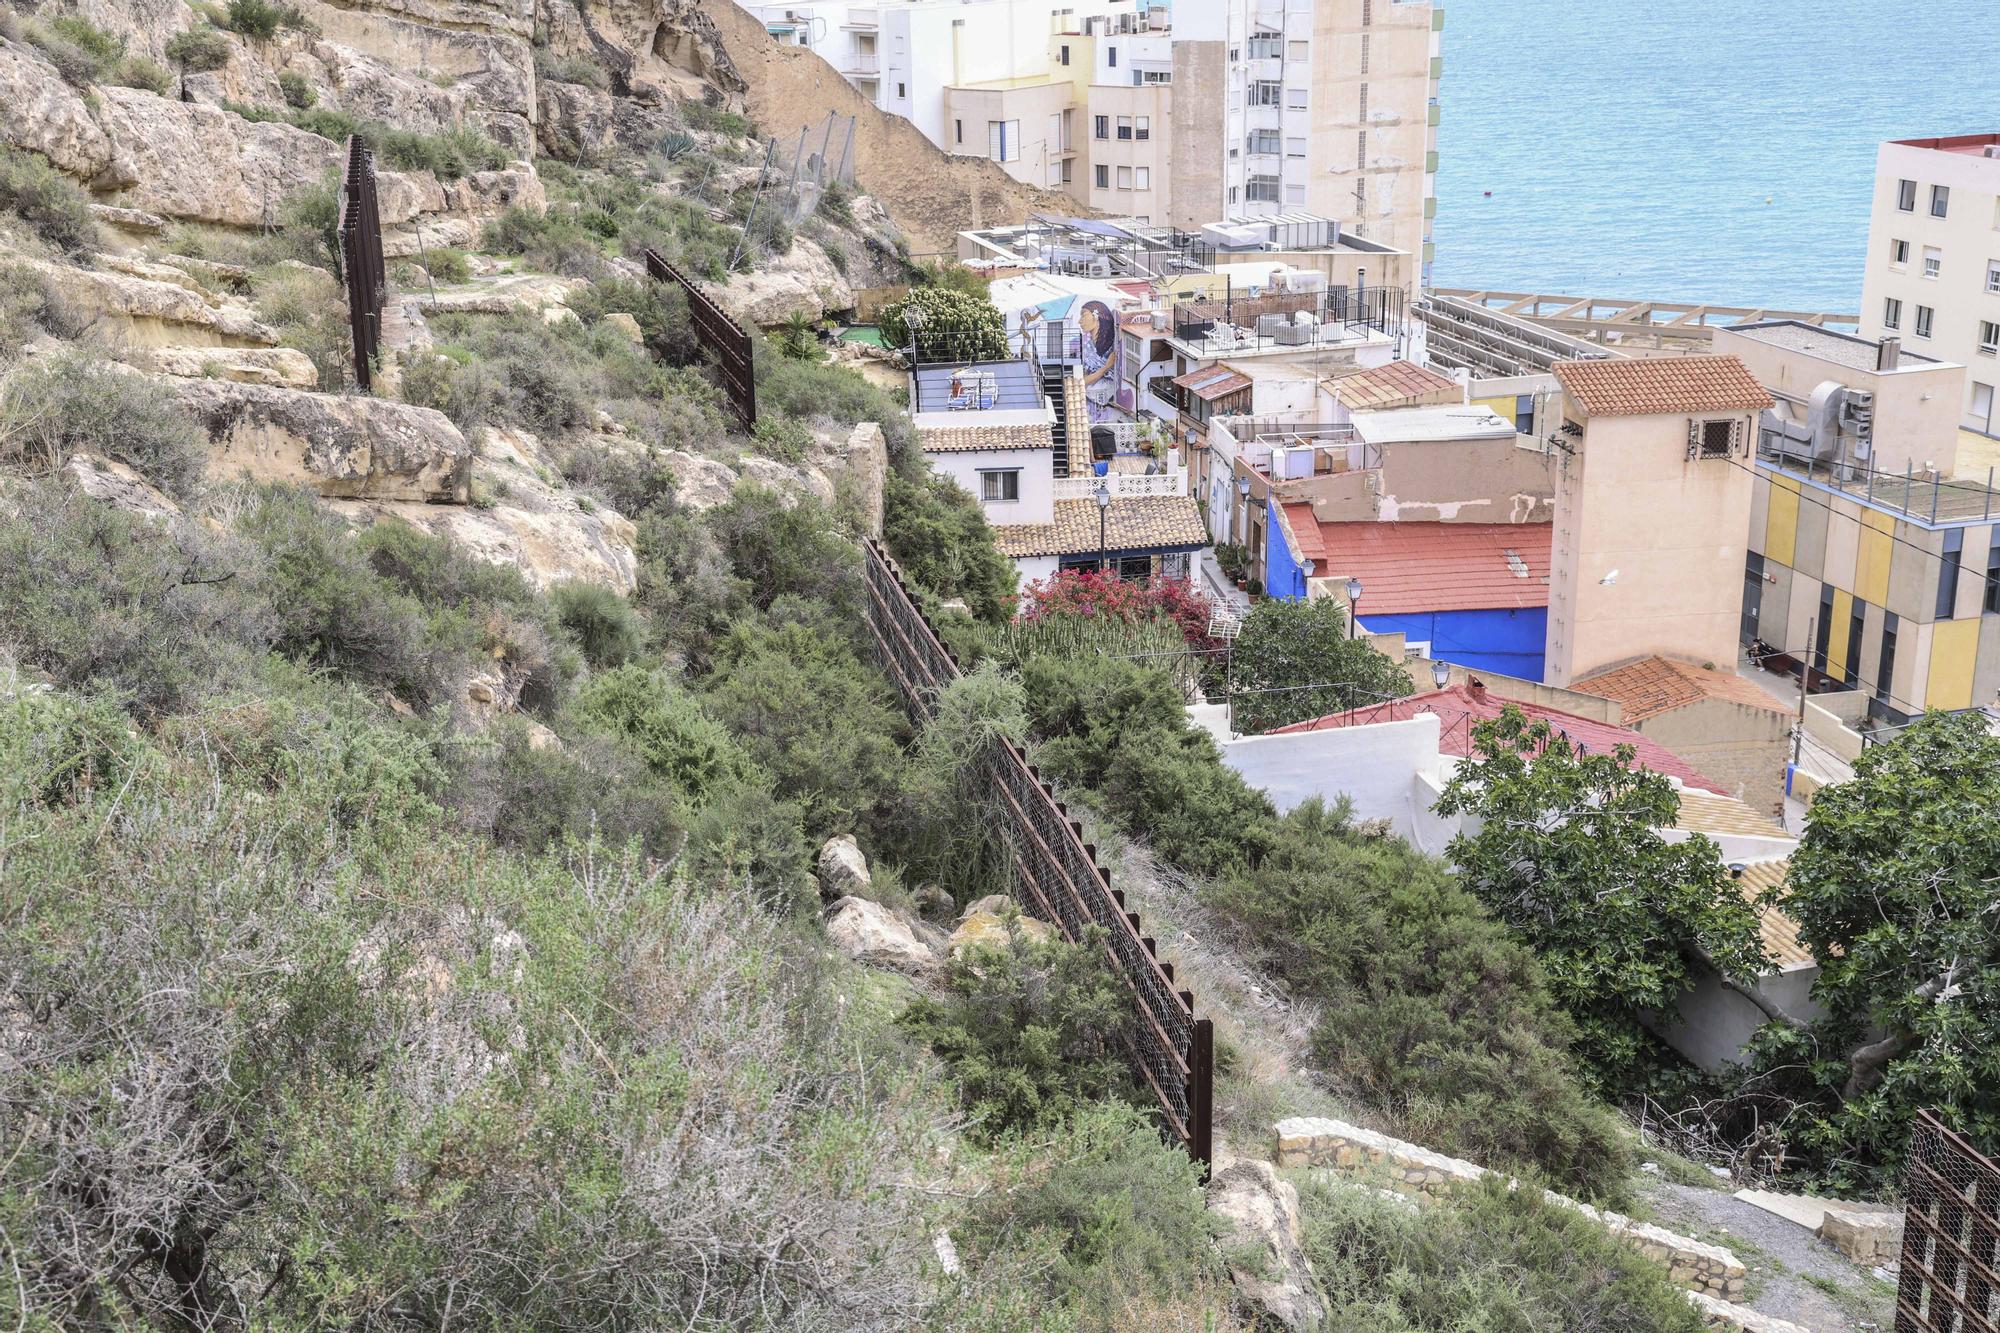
{"left": 704, "top": 0, "right": 1085, "bottom": 256}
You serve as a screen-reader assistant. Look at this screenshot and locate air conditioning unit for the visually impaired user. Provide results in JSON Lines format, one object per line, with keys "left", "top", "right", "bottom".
{"left": 1087, "top": 258, "right": 1112, "bottom": 278}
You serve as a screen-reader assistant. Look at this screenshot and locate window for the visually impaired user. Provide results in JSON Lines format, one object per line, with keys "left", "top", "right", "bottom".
{"left": 1287, "top": 40, "right": 1307, "bottom": 61}
{"left": 978, "top": 469, "right": 1021, "bottom": 503}
{"left": 986, "top": 120, "right": 1019, "bottom": 163}
{"left": 1923, "top": 245, "right": 1942, "bottom": 279}
{"left": 1891, "top": 239, "right": 1910, "bottom": 267}
{"left": 1884, "top": 297, "right": 1902, "bottom": 329}
{"left": 896, "top": 82, "right": 906, "bottom": 98}
{"left": 1987, "top": 259, "right": 2000, "bottom": 293}
{"left": 1897, "top": 178, "right": 1917, "bottom": 212}
{"left": 1846, "top": 603, "right": 1864, "bottom": 688}
{"left": 1285, "top": 86, "right": 1308, "bottom": 110}
{"left": 1981, "top": 321, "right": 2000, "bottom": 356}
{"left": 1976, "top": 382, "right": 1996, "bottom": 434}
{"left": 1284, "top": 183, "right": 1305, "bottom": 204}
{"left": 1249, "top": 80, "right": 1281, "bottom": 106}
{"left": 1135, "top": 115, "right": 1149, "bottom": 140}
{"left": 1094, "top": 114, "right": 1108, "bottom": 140}
{"left": 1246, "top": 34, "right": 1282, "bottom": 59}
{"left": 1117, "top": 114, "right": 1132, "bottom": 140}
{"left": 1916, "top": 305, "right": 1935, "bottom": 339}
{"left": 1135, "top": 166, "right": 1150, "bottom": 190}
{"left": 1094, "top": 163, "right": 1108, "bottom": 188}
{"left": 1987, "top": 532, "right": 2000, "bottom": 614}
{"left": 1513, "top": 393, "right": 1535, "bottom": 434}
{"left": 1245, "top": 174, "right": 1280, "bottom": 203}
{"left": 1356, "top": 129, "right": 1368, "bottom": 167}
{"left": 1107, "top": 45, "right": 1117, "bottom": 66}
{"left": 1059, "top": 44, "right": 1070, "bottom": 65}
{"left": 1359, "top": 33, "right": 1370, "bottom": 73}
{"left": 1690, "top": 417, "right": 1740, "bottom": 459}
{"left": 1117, "top": 165, "right": 1132, "bottom": 190}
{"left": 1938, "top": 527, "right": 1963, "bottom": 619}
{"left": 1285, "top": 136, "right": 1306, "bottom": 157}
{"left": 1931, "top": 184, "right": 1950, "bottom": 218}
{"left": 1878, "top": 611, "right": 1899, "bottom": 702}
{"left": 1357, "top": 83, "right": 1368, "bottom": 118}
{"left": 1247, "top": 129, "right": 1281, "bottom": 155}
{"left": 954, "top": 119, "right": 963, "bottom": 144}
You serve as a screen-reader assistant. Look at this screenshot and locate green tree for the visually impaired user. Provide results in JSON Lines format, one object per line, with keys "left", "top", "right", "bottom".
{"left": 879, "top": 285, "right": 1006, "bottom": 362}
{"left": 1436, "top": 707, "right": 1769, "bottom": 1082}
{"left": 1229, "top": 596, "right": 1414, "bottom": 734}
{"left": 1763, "top": 710, "right": 2000, "bottom": 1174}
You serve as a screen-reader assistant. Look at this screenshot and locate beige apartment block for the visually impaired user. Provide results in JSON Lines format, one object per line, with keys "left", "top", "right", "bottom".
{"left": 1544, "top": 357, "right": 1774, "bottom": 688}
{"left": 1855, "top": 134, "right": 2000, "bottom": 435}
{"left": 1306, "top": 0, "right": 1440, "bottom": 267}
{"left": 1079, "top": 83, "right": 1172, "bottom": 221}
{"left": 942, "top": 79, "right": 1079, "bottom": 192}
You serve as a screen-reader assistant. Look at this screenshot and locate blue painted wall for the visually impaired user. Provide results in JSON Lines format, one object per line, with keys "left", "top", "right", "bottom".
{"left": 1264, "top": 497, "right": 1311, "bottom": 601}
{"left": 1357, "top": 607, "right": 1549, "bottom": 682}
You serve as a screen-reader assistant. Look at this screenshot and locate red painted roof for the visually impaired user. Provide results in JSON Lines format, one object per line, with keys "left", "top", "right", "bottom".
{"left": 1270, "top": 683, "right": 1729, "bottom": 794}
{"left": 1282, "top": 502, "right": 1328, "bottom": 564}
{"left": 1303, "top": 520, "right": 1551, "bottom": 615}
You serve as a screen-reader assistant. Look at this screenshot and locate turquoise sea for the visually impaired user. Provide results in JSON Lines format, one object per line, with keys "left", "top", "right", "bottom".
{"left": 1433, "top": 0, "right": 1999, "bottom": 314}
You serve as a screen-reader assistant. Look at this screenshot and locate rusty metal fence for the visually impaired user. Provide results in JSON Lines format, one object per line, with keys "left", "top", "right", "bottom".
{"left": 336, "top": 135, "right": 386, "bottom": 393}
{"left": 861, "top": 537, "right": 1214, "bottom": 1175}
{"left": 642, "top": 247, "right": 756, "bottom": 427}
{"left": 1899, "top": 1111, "right": 2000, "bottom": 1333}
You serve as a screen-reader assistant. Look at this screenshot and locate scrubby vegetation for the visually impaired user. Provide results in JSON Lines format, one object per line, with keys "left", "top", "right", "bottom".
{"left": 225, "top": 102, "right": 508, "bottom": 180}
{"left": 0, "top": 144, "right": 95, "bottom": 254}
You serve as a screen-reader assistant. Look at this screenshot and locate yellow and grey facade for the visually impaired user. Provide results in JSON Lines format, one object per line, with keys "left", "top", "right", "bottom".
{"left": 1747, "top": 462, "right": 2000, "bottom": 721}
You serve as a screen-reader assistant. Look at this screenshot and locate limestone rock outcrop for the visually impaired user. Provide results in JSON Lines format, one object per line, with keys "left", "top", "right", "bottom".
{"left": 169, "top": 379, "right": 473, "bottom": 503}
{"left": 817, "top": 835, "right": 871, "bottom": 901}
{"left": 0, "top": 44, "right": 113, "bottom": 180}
{"left": 5, "top": 251, "right": 277, "bottom": 348}
{"left": 715, "top": 237, "right": 854, "bottom": 327}
{"left": 1206, "top": 1160, "right": 1327, "bottom": 1331}
{"left": 947, "top": 895, "right": 1054, "bottom": 958}
{"left": 93, "top": 87, "right": 343, "bottom": 230}
{"left": 824, "top": 896, "right": 939, "bottom": 977}
{"left": 138, "top": 346, "right": 320, "bottom": 389}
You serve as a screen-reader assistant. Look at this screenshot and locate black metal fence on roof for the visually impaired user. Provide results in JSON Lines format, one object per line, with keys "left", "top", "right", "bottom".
{"left": 336, "top": 136, "right": 386, "bottom": 393}
{"left": 643, "top": 248, "right": 756, "bottom": 428}
{"left": 1898, "top": 1110, "right": 2000, "bottom": 1333}
{"left": 860, "top": 536, "right": 1214, "bottom": 1176}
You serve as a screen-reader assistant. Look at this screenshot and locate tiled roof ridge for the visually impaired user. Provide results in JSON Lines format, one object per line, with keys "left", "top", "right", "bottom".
{"left": 1553, "top": 354, "right": 1774, "bottom": 418}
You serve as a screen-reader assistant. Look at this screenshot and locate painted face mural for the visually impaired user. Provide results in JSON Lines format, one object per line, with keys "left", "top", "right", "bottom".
{"left": 1078, "top": 300, "right": 1120, "bottom": 424}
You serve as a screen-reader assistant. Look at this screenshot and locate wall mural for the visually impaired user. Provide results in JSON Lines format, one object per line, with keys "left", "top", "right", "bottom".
{"left": 1078, "top": 300, "right": 1121, "bottom": 425}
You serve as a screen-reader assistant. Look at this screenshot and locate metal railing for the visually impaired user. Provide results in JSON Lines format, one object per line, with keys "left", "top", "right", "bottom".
{"left": 1052, "top": 471, "right": 1188, "bottom": 501}
{"left": 766, "top": 112, "right": 857, "bottom": 225}
{"left": 644, "top": 248, "right": 756, "bottom": 427}
{"left": 1899, "top": 1110, "right": 2000, "bottom": 1332}
{"left": 861, "top": 537, "right": 1214, "bottom": 1175}
{"left": 336, "top": 136, "right": 386, "bottom": 393}
{"left": 1756, "top": 445, "right": 2000, "bottom": 527}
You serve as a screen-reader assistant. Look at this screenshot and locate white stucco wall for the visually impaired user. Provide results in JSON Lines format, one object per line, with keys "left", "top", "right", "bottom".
{"left": 1209, "top": 713, "right": 1461, "bottom": 854}
{"left": 923, "top": 447, "right": 1057, "bottom": 526}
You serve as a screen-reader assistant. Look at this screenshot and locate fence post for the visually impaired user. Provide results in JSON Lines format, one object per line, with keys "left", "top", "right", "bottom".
{"left": 1189, "top": 1019, "right": 1214, "bottom": 1182}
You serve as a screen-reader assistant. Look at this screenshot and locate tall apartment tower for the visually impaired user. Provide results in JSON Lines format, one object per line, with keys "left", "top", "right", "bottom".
{"left": 1162, "top": 0, "right": 1439, "bottom": 280}
{"left": 1855, "top": 134, "right": 2000, "bottom": 436}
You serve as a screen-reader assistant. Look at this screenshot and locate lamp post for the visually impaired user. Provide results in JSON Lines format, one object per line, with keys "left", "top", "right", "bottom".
{"left": 1235, "top": 472, "right": 1251, "bottom": 545}
{"left": 1430, "top": 658, "right": 1450, "bottom": 690}
{"left": 1094, "top": 480, "right": 1111, "bottom": 576}
{"left": 1345, "top": 576, "right": 1363, "bottom": 640}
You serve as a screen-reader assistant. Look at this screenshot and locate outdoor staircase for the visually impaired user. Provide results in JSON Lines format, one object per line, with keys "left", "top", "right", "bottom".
{"left": 1043, "top": 363, "right": 1071, "bottom": 478}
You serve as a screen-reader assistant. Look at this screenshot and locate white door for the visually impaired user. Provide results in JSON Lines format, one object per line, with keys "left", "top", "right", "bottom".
{"left": 1971, "top": 381, "right": 1995, "bottom": 434}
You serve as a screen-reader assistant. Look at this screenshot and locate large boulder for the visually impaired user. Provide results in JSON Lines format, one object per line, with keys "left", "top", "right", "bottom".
{"left": 660, "top": 449, "right": 739, "bottom": 512}
{"left": 138, "top": 346, "right": 320, "bottom": 389}
{"left": 1206, "top": 1160, "right": 1328, "bottom": 1332}
{"left": 8, "top": 252, "right": 276, "bottom": 348}
{"left": 0, "top": 44, "right": 113, "bottom": 179}
{"left": 817, "top": 835, "right": 871, "bottom": 901}
{"left": 824, "top": 896, "right": 938, "bottom": 977}
{"left": 91, "top": 87, "right": 343, "bottom": 229}
{"left": 948, "top": 894, "right": 1055, "bottom": 959}
{"left": 168, "top": 380, "right": 473, "bottom": 503}
{"left": 715, "top": 237, "right": 855, "bottom": 327}
{"left": 537, "top": 79, "right": 620, "bottom": 162}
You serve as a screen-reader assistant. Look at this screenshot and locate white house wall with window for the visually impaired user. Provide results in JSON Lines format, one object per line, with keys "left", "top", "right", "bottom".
{"left": 1857, "top": 133, "right": 2000, "bottom": 434}
{"left": 916, "top": 423, "right": 1059, "bottom": 534}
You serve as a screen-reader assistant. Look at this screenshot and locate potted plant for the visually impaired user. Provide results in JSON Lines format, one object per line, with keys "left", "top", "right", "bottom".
{"left": 1245, "top": 577, "right": 1264, "bottom": 599}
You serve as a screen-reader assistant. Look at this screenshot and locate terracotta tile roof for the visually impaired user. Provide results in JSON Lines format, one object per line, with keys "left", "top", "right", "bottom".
{"left": 918, "top": 422, "right": 1055, "bottom": 453}
{"left": 1323, "top": 360, "right": 1462, "bottom": 410}
{"left": 1269, "top": 682, "right": 1729, "bottom": 794}
{"left": 1173, "top": 364, "right": 1253, "bottom": 401}
{"left": 1733, "top": 859, "right": 1814, "bottom": 970}
{"left": 1281, "top": 503, "right": 1328, "bottom": 564}
{"left": 1309, "top": 521, "right": 1550, "bottom": 615}
{"left": 1578, "top": 656, "right": 1794, "bottom": 723}
{"left": 1672, "top": 789, "right": 1790, "bottom": 840}
{"left": 1552, "top": 355, "right": 1773, "bottom": 418}
{"left": 992, "top": 495, "right": 1208, "bottom": 558}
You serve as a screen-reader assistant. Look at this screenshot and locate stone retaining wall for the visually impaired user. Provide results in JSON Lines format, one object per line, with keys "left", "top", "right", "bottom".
{"left": 1274, "top": 1117, "right": 1747, "bottom": 1301}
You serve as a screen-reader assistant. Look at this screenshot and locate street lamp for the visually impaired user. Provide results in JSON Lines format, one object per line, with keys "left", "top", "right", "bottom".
{"left": 1235, "top": 473, "right": 1251, "bottom": 543}
{"left": 1345, "top": 576, "right": 1363, "bottom": 639}
{"left": 1094, "top": 481, "right": 1111, "bottom": 576}
{"left": 1430, "top": 658, "right": 1450, "bottom": 690}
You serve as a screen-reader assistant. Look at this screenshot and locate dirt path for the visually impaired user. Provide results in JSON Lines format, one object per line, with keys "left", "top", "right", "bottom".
{"left": 1639, "top": 1179, "right": 1897, "bottom": 1331}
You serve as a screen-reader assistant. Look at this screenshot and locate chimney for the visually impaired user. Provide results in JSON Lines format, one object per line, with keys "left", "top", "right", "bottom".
{"left": 1466, "top": 677, "right": 1488, "bottom": 703}
{"left": 1877, "top": 336, "right": 1901, "bottom": 371}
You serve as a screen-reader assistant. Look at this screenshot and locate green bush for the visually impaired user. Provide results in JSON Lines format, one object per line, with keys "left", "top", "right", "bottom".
{"left": 0, "top": 483, "right": 273, "bottom": 716}
{"left": 422, "top": 245, "right": 469, "bottom": 283}
{"left": 682, "top": 101, "right": 755, "bottom": 139}
{"left": 533, "top": 44, "right": 609, "bottom": 91}
{"left": 814, "top": 178, "right": 855, "bottom": 228}
{"left": 550, "top": 581, "right": 643, "bottom": 668}
{"left": 236, "top": 104, "right": 506, "bottom": 180}
{"left": 568, "top": 276, "right": 699, "bottom": 366}
{"left": 165, "top": 25, "right": 232, "bottom": 73}
{"left": 0, "top": 145, "right": 95, "bottom": 254}
{"left": 277, "top": 69, "right": 316, "bottom": 108}
{"left": 573, "top": 664, "right": 755, "bottom": 806}
{"left": 880, "top": 471, "right": 1016, "bottom": 622}
{"left": 902, "top": 919, "right": 1128, "bottom": 1137}
{"left": 1229, "top": 596, "right": 1414, "bottom": 733}
{"left": 1301, "top": 1175, "right": 1707, "bottom": 1330}
{"left": 256, "top": 258, "right": 350, "bottom": 387}
{"left": 0, "top": 353, "right": 210, "bottom": 499}
{"left": 29, "top": 15, "right": 124, "bottom": 84}
{"left": 398, "top": 348, "right": 495, "bottom": 439}
{"left": 223, "top": 0, "right": 308, "bottom": 39}
{"left": 451, "top": 717, "right": 686, "bottom": 859}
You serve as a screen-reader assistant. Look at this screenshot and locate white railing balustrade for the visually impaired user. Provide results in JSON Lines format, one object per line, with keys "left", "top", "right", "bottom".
{"left": 1053, "top": 470, "right": 1190, "bottom": 501}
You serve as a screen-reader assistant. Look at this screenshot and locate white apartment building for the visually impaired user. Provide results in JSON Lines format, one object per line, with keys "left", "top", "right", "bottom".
{"left": 739, "top": 0, "right": 1440, "bottom": 286}
{"left": 1856, "top": 134, "right": 2000, "bottom": 435}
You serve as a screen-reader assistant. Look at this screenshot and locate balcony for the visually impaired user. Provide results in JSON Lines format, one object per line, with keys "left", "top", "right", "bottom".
{"left": 849, "top": 50, "right": 879, "bottom": 75}
{"left": 1053, "top": 469, "right": 1189, "bottom": 501}
{"left": 842, "top": 7, "right": 878, "bottom": 28}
